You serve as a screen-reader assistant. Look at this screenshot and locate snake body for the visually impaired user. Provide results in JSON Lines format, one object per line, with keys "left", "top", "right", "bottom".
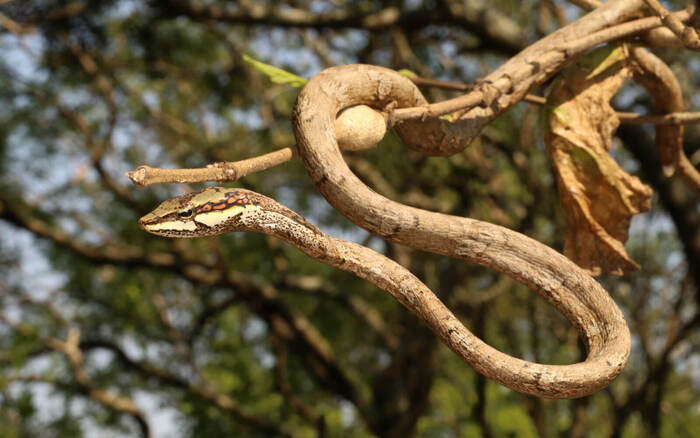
{"left": 142, "top": 86, "right": 630, "bottom": 398}
{"left": 291, "top": 64, "right": 630, "bottom": 398}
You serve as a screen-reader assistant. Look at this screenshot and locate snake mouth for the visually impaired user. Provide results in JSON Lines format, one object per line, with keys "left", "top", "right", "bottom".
{"left": 137, "top": 217, "right": 150, "bottom": 231}
{"left": 138, "top": 211, "right": 158, "bottom": 228}
{"left": 138, "top": 215, "right": 158, "bottom": 232}
{"left": 138, "top": 215, "right": 200, "bottom": 237}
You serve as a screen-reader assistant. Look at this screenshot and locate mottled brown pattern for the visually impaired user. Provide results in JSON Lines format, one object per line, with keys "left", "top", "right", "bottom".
{"left": 219, "top": 190, "right": 322, "bottom": 235}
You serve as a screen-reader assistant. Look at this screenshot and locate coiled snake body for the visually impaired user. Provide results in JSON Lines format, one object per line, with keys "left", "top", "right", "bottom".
{"left": 141, "top": 65, "right": 630, "bottom": 398}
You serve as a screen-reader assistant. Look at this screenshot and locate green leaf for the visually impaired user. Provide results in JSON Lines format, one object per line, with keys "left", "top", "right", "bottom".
{"left": 583, "top": 45, "right": 627, "bottom": 79}
{"left": 242, "top": 54, "right": 307, "bottom": 87}
{"left": 398, "top": 69, "right": 417, "bottom": 78}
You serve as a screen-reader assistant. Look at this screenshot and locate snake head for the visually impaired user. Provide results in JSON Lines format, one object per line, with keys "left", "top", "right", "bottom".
{"left": 139, "top": 186, "right": 262, "bottom": 238}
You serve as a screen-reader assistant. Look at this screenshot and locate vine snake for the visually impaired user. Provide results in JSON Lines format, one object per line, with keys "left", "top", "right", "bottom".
{"left": 141, "top": 62, "right": 632, "bottom": 399}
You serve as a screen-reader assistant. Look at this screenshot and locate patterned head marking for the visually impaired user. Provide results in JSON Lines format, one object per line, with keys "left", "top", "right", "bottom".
{"left": 139, "top": 187, "right": 263, "bottom": 237}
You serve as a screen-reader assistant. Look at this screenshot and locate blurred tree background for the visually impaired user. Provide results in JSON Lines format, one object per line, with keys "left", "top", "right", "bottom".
{"left": 0, "top": 0, "right": 698, "bottom": 437}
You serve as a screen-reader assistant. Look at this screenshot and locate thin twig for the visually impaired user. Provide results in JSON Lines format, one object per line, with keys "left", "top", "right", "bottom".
{"left": 126, "top": 147, "right": 296, "bottom": 187}
{"left": 643, "top": 0, "right": 700, "bottom": 50}
{"left": 411, "top": 75, "right": 550, "bottom": 106}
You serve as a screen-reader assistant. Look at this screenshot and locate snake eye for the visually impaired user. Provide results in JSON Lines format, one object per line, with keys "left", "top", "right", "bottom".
{"left": 177, "top": 208, "right": 193, "bottom": 218}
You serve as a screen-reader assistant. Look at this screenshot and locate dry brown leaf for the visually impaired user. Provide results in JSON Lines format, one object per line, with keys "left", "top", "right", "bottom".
{"left": 545, "top": 45, "right": 653, "bottom": 276}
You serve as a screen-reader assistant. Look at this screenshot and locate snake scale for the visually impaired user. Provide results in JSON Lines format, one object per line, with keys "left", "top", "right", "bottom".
{"left": 141, "top": 64, "right": 631, "bottom": 398}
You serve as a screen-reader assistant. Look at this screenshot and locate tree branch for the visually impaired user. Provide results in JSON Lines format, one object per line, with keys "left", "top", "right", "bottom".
{"left": 391, "top": 5, "right": 696, "bottom": 123}
{"left": 643, "top": 0, "right": 700, "bottom": 50}
{"left": 162, "top": 0, "right": 525, "bottom": 54}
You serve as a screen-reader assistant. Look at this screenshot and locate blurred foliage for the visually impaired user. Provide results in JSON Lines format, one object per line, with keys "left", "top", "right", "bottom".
{"left": 0, "top": 0, "right": 698, "bottom": 437}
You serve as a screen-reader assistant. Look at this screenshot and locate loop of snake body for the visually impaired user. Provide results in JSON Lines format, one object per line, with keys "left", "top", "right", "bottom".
{"left": 291, "top": 64, "right": 631, "bottom": 398}
{"left": 142, "top": 64, "right": 631, "bottom": 399}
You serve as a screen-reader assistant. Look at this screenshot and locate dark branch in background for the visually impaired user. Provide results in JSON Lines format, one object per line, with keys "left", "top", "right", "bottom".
{"left": 615, "top": 124, "right": 700, "bottom": 436}
{"left": 2, "top": 6, "right": 136, "bottom": 212}
{"left": 0, "top": 316, "right": 151, "bottom": 438}
{"left": 187, "top": 293, "right": 245, "bottom": 343}
{"left": 15, "top": 83, "right": 143, "bottom": 212}
{"left": 608, "top": 302, "right": 698, "bottom": 436}
{"left": 61, "top": 43, "right": 149, "bottom": 212}
{"left": 55, "top": 101, "right": 143, "bottom": 211}
{"left": 269, "top": 335, "right": 325, "bottom": 432}
{"left": 618, "top": 126, "right": 700, "bottom": 293}
{"left": 279, "top": 272, "right": 400, "bottom": 350}
{"left": 162, "top": 0, "right": 525, "bottom": 55}
{"left": 231, "top": 272, "right": 370, "bottom": 419}
{"left": 78, "top": 338, "right": 293, "bottom": 437}
{"left": 472, "top": 303, "right": 493, "bottom": 438}
{"left": 368, "top": 304, "right": 437, "bottom": 437}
